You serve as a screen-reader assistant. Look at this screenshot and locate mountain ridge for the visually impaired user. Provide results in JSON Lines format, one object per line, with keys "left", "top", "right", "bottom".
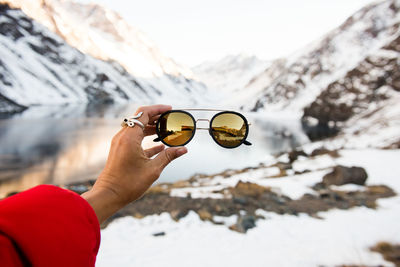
{"left": 193, "top": 54, "right": 270, "bottom": 94}
{"left": 1, "top": 0, "right": 209, "bottom": 110}
{"left": 0, "top": 4, "right": 163, "bottom": 113}
{"left": 247, "top": 0, "right": 399, "bottom": 113}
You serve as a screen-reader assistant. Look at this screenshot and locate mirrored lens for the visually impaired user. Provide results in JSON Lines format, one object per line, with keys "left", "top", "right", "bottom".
{"left": 211, "top": 113, "right": 247, "bottom": 148}
{"left": 157, "top": 112, "right": 195, "bottom": 146}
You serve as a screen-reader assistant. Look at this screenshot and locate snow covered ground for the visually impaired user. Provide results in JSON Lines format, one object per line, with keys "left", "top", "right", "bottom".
{"left": 97, "top": 149, "right": 400, "bottom": 267}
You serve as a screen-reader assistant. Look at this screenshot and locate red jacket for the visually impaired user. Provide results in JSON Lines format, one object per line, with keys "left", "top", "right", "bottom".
{"left": 0, "top": 185, "right": 100, "bottom": 266}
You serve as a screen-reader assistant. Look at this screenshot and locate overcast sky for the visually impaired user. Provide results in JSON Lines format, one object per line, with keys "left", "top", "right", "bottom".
{"left": 78, "top": 0, "right": 377, "bottom": 67}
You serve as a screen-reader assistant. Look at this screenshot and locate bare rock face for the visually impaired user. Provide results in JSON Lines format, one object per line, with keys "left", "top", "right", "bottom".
{"left": 229, "top": 215, "right": 256, "bottom": 233}
{"left": 0, "top": 4, "right": 149, "bottom": 111}
{"left": 0, "top": 92, "right": 27, "bottom": 115}
{"left": 322, "top": 166, "right": 368, "bottom": 186}
{"left": 302, "top": 34, "right": 400, "bottom": 140}
{"left": 2, "top": 0, "right": 207, "bottom": 106}
{"left": 247, "top": 0, "right": 400, "bottom": 113}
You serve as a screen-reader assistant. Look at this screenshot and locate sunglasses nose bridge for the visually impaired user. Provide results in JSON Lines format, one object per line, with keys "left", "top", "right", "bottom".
{"left": 195, "top": 118, "right": 210, "bottom": 130}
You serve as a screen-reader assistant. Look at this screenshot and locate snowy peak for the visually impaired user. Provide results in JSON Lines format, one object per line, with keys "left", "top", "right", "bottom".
{"left": 193, "top": 54, "right": 270, "bottom": 93}
{"left": 0, "top": 3, "right": 166, "bottom": 113}
{"left": 5, "top": 0, "right": 192, "bottom": 79}
{"left": 242, "top": 0, "right": 400, "bottom": 112}
{"left": 1, "top": 0, "right": 210, "bottom": 109}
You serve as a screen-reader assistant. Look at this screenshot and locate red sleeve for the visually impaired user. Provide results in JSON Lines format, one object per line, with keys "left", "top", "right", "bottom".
{"left": 0, "top": 185, "right": 100, "bottom": 267}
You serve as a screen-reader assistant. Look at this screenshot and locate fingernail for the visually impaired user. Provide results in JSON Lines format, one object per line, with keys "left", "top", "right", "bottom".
{"left": 176, "top": 147, "right": 187, "bottom": 157}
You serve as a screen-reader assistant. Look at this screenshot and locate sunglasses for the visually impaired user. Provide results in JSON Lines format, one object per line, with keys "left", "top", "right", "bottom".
{"left": 153, "top": 109, "right": 252, "bottom": 148}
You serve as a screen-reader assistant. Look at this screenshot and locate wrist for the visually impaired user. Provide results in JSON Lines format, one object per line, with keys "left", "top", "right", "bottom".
{"left": 81, "top": 185, "right": 125, "bottom": 224}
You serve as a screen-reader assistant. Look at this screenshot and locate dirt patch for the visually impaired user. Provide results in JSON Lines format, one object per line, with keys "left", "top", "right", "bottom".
{"left": 58, "top": 154, "right": 397, "bottom": 233}
{"left": 384, "top": 139, "right": 400, "bottom": 149}
{"left": 371, "top": 242, "right": 400, "bottom": 267}
{"left": 100, "top": 182, "right": 395, "bottom": 231}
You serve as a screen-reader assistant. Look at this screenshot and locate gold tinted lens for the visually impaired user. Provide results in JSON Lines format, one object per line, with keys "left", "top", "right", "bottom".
{"left": 158, "top": 112, "right": 195, "bottom": 146}
{"left": 211, "top": 113, "right": 247, "bottom": 148}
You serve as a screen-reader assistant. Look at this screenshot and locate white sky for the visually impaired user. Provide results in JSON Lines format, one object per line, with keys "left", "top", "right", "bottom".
{"left": 79, "top": 0, "right": 377, "bottom": 67}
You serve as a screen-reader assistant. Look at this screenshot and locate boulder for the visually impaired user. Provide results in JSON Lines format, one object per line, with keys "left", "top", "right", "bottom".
{"left": 170, "top": 209, "right": 187, "bottom": 221}
{"left": 322, "top": 165, "right": 368, "bottom": 186}
{"left": 310, "top": 148, "right": 339, "bottom": 158}
{"left": 230, "top": 181, "right": 270, "bottom": 199}
{"left": 197, "top": 209, "right": 213, "bottom": 221}
{"left": 229, "top": 215, "right": 256, "bottom": 233}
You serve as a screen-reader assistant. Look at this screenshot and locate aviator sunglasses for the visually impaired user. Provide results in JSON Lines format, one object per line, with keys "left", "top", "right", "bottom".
{"left": 153, "top": 109, "right": 252, "bottom": 149}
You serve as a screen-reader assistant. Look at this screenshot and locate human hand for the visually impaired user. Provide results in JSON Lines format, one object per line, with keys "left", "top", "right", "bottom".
{"left": 82, "top": 105, "right": 187, "bottom": 223}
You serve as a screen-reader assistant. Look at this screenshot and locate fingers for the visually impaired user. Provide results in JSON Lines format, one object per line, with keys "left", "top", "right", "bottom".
{"left": 123, "top": 104, "right": 172, "bottom": 142}
{"left": 135, "top": 105, "right": 172, "bottom": 125}
{"left": 144, "top": 144, "right": 165, "bottom": 158}
{"left": 151, "top": 146, "right": 188, "bottom": 173}
{"left": 148, "top": 115, "right": 160, "bottom": 125}
{"left": 143, "top": 125, "right": 156, "bottom": 136}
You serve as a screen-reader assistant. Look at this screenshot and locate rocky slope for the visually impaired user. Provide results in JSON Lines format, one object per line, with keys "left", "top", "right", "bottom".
{"left": 303, "top": 33, "right": 400, "bottom": 141}
{"left": 214, "top": 0, "right": 400, "bottom": 145}
{"left": 3, "top": 0, "right": 208, "bottom": 105}
{"left": 246, "top": 0, "right": 400, "bottom": 113}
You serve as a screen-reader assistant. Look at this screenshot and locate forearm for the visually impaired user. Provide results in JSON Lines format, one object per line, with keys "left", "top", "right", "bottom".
{"left": 81, "top": 186, "right": 124, "bottom": 224}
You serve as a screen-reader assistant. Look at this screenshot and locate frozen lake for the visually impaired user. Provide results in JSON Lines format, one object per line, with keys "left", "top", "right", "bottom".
{"left": 0, "top": 103, "right": 307, "bottom": 197}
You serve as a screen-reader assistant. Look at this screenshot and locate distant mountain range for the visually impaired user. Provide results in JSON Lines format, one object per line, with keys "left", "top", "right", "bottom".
{"left": 194, "top": 0, "right": 400, "bottom": 145}
{"left": 193, "top": 54, "right": 270, "bottom": 94}
{"left": 0, "top": 0, "right": 208, "bottom": 114}
{"left": 1, "top": 0, "right": 399, "bottom": 148}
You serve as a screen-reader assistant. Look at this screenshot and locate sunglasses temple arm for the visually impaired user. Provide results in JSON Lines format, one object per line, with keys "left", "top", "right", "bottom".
{"left": 243, "top": 140, "right": 252, "bottom": 146}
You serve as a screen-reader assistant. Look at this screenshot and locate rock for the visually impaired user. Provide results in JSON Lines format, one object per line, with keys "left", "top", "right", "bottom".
{"left": 133, "top": 212, "right": 145, "bottom": 219}
{"left": 371, "top": 242, "right": 400, "bottom": 267}
{"left": 0, "top": 92, "right": 27, "bottom": 116}
{"left": 171, "top": 180, "right": 191, "bottom": 188}
{"left": 310, "top": 148, "right": 340, "bottom": 158}
{"left": 230, "top": 181, "right": 271, "bottom": 199}
{"left": 229, "top": 215, "right": 256, "bottom": 233}
{"left": 288, "top": 149, "right": 308, "bottom": 163}
{"left": 233, "top": 196, "right": 248, "bottom": 205}
{"left": 322, "top": 165, "right": 368, "bottom": 186}
{"left": 170, "top": 209, "right": 187, "bottom": 221}
{"left": 197, "top": 209, "right": 213, "bottom": 221}
{"left": 146, "top": 185, "right": 170, "bottom": 195}
{"left": 384, "top": 139, "right": 400, "bottom": 149}
{"left": 275, "top": 162, "right": 292, "bottom": 170}
{"left": 301, "top": 120, "right": 340, "bottom": 141}
{"left": 152, "top": 232, "right": 166, "bottom": 237}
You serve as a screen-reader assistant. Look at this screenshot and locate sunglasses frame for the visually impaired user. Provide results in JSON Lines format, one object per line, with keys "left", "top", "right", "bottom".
{"left": 155, "top": 109, "right": 251, "bottom": 149}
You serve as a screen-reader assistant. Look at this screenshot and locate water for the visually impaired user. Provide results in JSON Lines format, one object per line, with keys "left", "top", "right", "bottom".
{"left": 0, "top": 103, "right": 307, "bottom": 197}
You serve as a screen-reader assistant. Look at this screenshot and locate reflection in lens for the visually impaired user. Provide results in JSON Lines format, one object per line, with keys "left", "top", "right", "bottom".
{"left": 158, "top": 112, "right": 195, "bottom": 146}
{"left": 211, "top": 113, "right": 247, "bottom": 148}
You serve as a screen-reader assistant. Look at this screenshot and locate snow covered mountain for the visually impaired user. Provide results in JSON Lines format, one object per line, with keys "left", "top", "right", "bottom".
{"left": 303, "top": 31, "right": 400, "bottom": 144}
{"left": 4, "top": 0, "right": 207, "bottom": 105}
{"left": 193, "top": 54, "right": 270, "bottom": 94}
{"left": 0, "top": 4, "right": 159, "bottom": 114}
{"left": 222, "top": 0, "right": 399, "bottom": 114}
{"left": 218, "top": 0, "right": 399, "bottom": 144}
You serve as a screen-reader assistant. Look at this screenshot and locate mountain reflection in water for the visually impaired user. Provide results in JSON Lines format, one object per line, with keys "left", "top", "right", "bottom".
{"left": 0, "top": 104, "right": 307, "bottom": 197}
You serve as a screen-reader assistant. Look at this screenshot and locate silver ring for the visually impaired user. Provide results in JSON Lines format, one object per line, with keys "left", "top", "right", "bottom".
{"left": 121, "top": 112, "right": 145, "bottom": 130}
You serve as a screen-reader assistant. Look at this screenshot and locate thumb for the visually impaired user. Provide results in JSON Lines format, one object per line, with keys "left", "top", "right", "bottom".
{"left": 152, "top": 146, "right": 188, "bottom": 172}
